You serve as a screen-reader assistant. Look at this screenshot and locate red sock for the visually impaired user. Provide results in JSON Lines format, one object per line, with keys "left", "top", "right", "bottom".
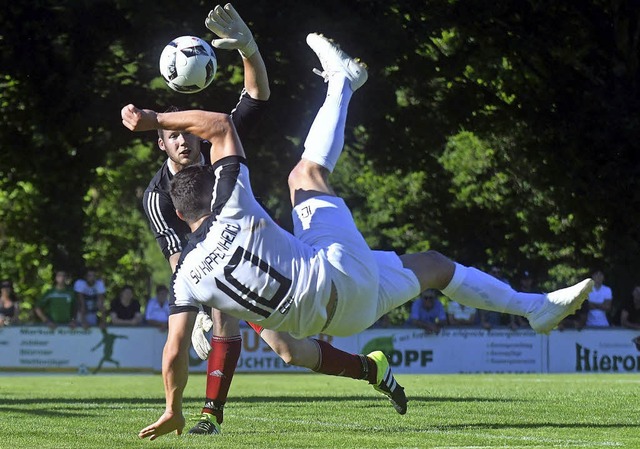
{"left": 313, "top": 339, "right": 377, "bottom": 384}
{"left": 202, "top": 335, "right": 242, "bottom": 424}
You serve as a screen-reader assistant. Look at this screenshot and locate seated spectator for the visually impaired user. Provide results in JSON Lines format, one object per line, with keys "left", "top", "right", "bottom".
{"left": 406, "top": 289, "right": 446, "bottom": 334}
{"left": 620, "top": 286, "right": 640, "bottom": 330}
{"left": 74, "top": 268, "right": 107, "bottom": 328}
{"left": 557, "top": 300, "right": 588, "bottom": 331}
{"left": 0, "top": 279, "right": 20, "bottom": 326}
{"left": 110, "top": 285, "right": 143, "bottom": 326}
{"left": 447, "top": 301, "right": 477, "bottom": 326}
{"left": 145, "top": 285, "right": 170, "bottom": 330}
{"left": 35, "top": 270, "right": 77, "bottom": 330}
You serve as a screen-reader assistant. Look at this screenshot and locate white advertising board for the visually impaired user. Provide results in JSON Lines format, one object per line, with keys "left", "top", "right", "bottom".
{"left": 1, "top": 325, "right": 637, "bottom": 374}
{"left": 0, "top": 326, "right": 164, "bottom": 373}
{"left": 548, "top": 329, "right": 640, "bottom": 373}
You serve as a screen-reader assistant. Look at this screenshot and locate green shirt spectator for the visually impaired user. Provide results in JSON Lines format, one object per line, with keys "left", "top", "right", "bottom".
{"left": 35, "top": 270, "right": 77, "bottom": 329}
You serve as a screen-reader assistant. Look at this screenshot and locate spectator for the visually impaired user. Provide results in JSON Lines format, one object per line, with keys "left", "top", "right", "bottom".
{"left": 145, "top": 284, "right": 170, "bottom": 330}
{"left": 0, "top": 279, "right": 20, "bottom": 326}
{"left": 585, "top": 269, "right": 612, "bottom": 327}
{"left": 110, "top": 285, "right": 143, "bottom": 326}
{"left": 406, "top": 289, "right": 446, "bottom": 334}
{"left": 447, "top": 300, "right": 477, "bottom": 326}
{"left": 620, "top": 286, "right": 640, "bottom": 330}
{"left": 35, "top": 270, "right": 77, "bottom": 330}
{"left": 557, "top": 300, "right": 588, "bottom": 331}
{"left": 74, "top": 268, "right": 107, "bottom": 329}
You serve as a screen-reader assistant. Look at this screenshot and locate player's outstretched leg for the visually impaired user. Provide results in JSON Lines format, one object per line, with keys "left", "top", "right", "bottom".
{"left": 527, "top": 278, "right": 593, "bottom": 334}
{"left": 367, "top": 350, "right": 408, "bottom": 415}
{"left": 306, "top": 33, "right": 368, "bottom": 91}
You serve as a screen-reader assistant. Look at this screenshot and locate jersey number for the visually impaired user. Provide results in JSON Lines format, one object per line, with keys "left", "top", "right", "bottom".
{"left": 215, "top": 246, "right": 292, "bottom": 318}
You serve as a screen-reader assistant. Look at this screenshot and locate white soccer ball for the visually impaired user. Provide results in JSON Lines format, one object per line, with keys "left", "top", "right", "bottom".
{"left": 159, "top": 36, "right": 217, "bottom": 94}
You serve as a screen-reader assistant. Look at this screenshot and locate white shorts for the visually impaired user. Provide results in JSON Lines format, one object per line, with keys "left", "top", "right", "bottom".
{"left": 293, "top": 196, "right": 420, "bottom": 336}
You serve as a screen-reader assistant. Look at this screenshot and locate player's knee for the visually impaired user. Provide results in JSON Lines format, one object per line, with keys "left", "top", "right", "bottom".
{"left": 401, "top": 250, "right": 455, "bottom": 290}
{"left": 272, "top": 341, "right": 315, "bottom": 368}
{"left": 288, "top": 161, "right": 329, "bottom": 190}
{"left": 271, "top": 343, "right": 296, "bottom": 365}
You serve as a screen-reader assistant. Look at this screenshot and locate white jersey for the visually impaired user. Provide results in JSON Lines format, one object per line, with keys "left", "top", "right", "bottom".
{"left": 171, "top": 157, "right": 332, "bottom": 338}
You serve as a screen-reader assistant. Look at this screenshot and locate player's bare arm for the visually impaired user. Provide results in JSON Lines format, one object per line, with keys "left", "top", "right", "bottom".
{"left": 121, "top": 105, "right": 246, "bottom": 163}
{"left": 139, "top": 311, "right": 197, "bottom": 440}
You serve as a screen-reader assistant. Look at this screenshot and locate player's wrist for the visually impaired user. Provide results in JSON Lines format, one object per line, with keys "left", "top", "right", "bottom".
{"left": 239, "top": 38, "right": 258, "bottom": 59}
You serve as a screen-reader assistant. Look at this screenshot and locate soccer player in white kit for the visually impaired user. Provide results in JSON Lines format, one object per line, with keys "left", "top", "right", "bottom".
{"left": 123, "top": 33, "right": 593, "bottom": 441}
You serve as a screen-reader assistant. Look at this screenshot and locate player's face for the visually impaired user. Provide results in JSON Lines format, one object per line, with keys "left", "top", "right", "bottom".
{"left": 158, "top": 130, "right": 202, "bottom": 168}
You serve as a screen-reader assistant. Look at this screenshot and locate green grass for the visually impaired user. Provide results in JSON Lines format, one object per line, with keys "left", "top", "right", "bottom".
{"left": 1, "top": 373, "right": 638, "bottom": 448}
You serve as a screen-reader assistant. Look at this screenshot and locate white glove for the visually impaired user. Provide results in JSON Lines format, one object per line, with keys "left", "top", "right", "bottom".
{"left": 191, "top": 311, "right": 214, "bottom": 360}
{"left": 205, "top": 3, "right": 258, "bottom": 58}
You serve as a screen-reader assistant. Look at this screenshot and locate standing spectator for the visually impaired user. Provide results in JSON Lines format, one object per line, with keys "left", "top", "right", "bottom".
{"left": 406, "top": 289, "right": 446, "bottom": 334}
{"left": 620, "top": 286, "right": 640, "bottom": 330}
{"left": 0, "top": 280, "right": 20, "bottom": 326}
{"left": 585, "top": 269, "right": 612, "bottom": 327}
{"left": 145, "top": 284, "right": 170, "bottom": 330}
{"left": 35, "top": 270, "right": 77, "bottom": 329}
{"left": 110, "top": 285, "right": 143, "bottom": 326}
{"left": 74, "top": 268, "right": 107, "bottom": 329}
{"left": 447, "top": 301, "right": 477, "bottom": 326}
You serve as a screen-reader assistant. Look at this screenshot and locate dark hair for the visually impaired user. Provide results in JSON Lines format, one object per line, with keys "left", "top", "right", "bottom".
{"left": 156, "top": 285, "right": 168, "bottom": 294}
{"left": 170, "top": 165, "right": 215, "bottom": 223}
{"left": 157, "top": 105, "right": 182, "bottom": 138}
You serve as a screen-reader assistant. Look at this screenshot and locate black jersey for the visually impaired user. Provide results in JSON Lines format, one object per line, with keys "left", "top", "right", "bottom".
{"left": 143, "top": 91, "right": 267, "bottom": 260}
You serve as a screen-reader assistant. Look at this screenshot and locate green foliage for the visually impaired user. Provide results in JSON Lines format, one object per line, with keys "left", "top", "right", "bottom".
{"left": 0, "top": 0, "right": 639, "bottom": 309}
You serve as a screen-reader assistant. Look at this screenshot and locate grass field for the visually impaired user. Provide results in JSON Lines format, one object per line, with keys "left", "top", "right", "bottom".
{"left": 1, "top": 373, "right": 638, "bottom": 448}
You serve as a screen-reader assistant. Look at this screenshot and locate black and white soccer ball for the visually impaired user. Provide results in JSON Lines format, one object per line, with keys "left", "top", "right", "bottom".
{"left": 159, "top": 36, "right": 217, "bottom": 94}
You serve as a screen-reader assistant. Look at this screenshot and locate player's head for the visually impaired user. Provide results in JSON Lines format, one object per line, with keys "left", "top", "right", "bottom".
{"left": 157, "top": 106, "right": 203, "bottom": 170}
{"left": 170, "top": 164, "right": 215, "bottom": 224}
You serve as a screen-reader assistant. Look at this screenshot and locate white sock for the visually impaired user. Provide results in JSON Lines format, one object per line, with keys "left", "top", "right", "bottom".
{"left": 441, "top": 263, "right": 544, "bottom": 316}
{"left": 301, "top": 76, "right": 352, "bottom": 173}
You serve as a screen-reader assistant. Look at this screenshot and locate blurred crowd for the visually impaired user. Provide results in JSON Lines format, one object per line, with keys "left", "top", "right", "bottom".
{"left": 0, "top": 268, "right": 169, "bottom": 331}
{"left": 1, "top": 266, "right": 639, "bottom": 333}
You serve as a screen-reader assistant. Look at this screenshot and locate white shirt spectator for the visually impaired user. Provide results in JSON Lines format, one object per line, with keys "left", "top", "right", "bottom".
{"left": 586, "top": 284, "right": 612, "bottom": 327}
{"left": 447, "top": 301, "right": 477, "bottom": 324}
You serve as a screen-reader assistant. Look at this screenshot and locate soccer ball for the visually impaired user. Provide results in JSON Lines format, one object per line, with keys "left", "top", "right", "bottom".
{"left": 159, "top": 36, "right": 217, "bottom": 94}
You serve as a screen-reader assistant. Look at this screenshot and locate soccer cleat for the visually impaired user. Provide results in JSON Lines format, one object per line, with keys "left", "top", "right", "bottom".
{"left": 367, "top": 350, "right": 408, "bottom": 415}
{"left": 187, "top": 413, "right": 221, "bottom": 435}
{"left": 527, "top": 278, "right": 594, "bottom": 334}
{"left": 306, "top": 33, "right": 368, "bottom": 91}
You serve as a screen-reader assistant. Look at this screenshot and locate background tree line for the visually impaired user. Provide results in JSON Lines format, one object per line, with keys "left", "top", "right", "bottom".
{"left": 0, "top": 0, "right": 638, "bottom": 321}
